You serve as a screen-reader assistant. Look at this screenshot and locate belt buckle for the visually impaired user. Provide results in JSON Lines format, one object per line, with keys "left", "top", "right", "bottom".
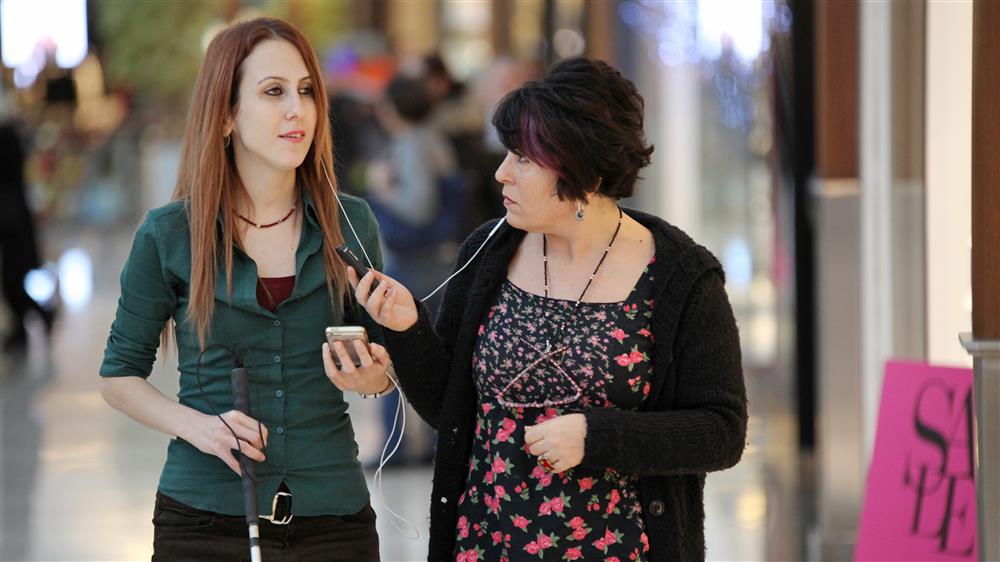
{"left": 261, "top": 491, "right": 293, "bottom": 525}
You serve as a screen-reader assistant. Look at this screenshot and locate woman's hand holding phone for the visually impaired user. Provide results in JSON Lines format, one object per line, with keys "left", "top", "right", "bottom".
{"left": 322, "top": 338, "right": 392, "bottom": 395}
{"left": 348, "top": 268, "right": 419, "bottom": 332}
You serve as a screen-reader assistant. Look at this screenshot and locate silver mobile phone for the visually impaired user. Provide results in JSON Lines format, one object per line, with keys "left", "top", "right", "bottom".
{"left": 325, "top": 326, "right": 370, "bottom": 368}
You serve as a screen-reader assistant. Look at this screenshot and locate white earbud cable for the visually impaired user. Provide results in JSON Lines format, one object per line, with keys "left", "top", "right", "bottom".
{"left": 323, "top": 164, "right": 505, "bottom": 538}
{"left": 417, "top": 216, "right": 506, "bottom": 303}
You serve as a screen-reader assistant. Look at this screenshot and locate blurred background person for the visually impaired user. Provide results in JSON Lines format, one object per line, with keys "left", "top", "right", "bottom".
{"left": 0, "top": 119, "right": 54, "bottom": 353}
{"left": 328, "top": 92, "right": 385, "bottom": 196}
{"left": 366, "top": 73, "right": 468, "bottom": 467}
{"left": 421, "top": 54, "right": 495, "bottom": 231}
{"left": 325, "top": 42, "right": 395, "bottom": 198}
{"left": 367, "top": 73, "right": 468, "bottom": 311}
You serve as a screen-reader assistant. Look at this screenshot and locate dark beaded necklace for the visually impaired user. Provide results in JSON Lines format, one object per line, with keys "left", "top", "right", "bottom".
{"left": 541, "top": 205, "right": 624, "bottom": 352}
{"left": 236, "top": 205, "right": 296, "bottom": 229}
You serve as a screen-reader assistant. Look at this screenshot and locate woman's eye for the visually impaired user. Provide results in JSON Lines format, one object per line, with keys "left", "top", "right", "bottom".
{"left": 265, "top": 86, "right": 283, "bottom": 96}
{"left": 299, "top": 86, "right": 314, "bottom": 96}
{"left": 517, "top": 155, "right": 530, "bottom": 164}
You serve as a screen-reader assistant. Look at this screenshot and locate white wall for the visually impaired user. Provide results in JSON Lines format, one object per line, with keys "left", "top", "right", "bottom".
{"left": 657, "top": 63, "right": 702, "bottom": 240}
{"left": 860, "top": 0, "right": 894, "bottom": 462}
{"left": 925, "top": 1, "right": 973, "bottom": 367}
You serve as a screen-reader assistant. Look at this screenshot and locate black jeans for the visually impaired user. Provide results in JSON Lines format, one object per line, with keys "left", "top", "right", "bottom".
{"left": 151, "top": 492, "right": 380, "bottom": 562}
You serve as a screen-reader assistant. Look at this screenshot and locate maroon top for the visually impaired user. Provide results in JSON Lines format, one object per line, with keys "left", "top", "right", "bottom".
{"left": 257, "top": 275, "right": 295, "bottom": 312}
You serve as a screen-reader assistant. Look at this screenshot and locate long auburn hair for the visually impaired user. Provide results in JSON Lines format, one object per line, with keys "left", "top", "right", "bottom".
{"left": 171, "top": 17, "right": 349, "bottom": 348}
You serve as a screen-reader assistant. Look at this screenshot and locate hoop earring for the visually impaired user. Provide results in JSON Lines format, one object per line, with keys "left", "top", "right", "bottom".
{"left": 223, "top": 135, "right": 231, "bottom": 149}
{"left": 576, "top": 201, "right": 585, "bottom": 222}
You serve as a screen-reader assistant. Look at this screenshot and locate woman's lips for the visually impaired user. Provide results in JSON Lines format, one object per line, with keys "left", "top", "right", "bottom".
{"left": 279, "top": 130, "right": 306, "bottom": 143}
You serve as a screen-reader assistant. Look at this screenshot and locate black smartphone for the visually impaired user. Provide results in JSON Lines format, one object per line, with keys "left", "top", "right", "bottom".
{"left": 336, "top": 245, "right": 380, "bottom": 291}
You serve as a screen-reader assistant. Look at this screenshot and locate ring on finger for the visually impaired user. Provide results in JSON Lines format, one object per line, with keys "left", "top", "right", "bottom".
{"left": 539, "top": 456, "right": 556, "bottom": 472}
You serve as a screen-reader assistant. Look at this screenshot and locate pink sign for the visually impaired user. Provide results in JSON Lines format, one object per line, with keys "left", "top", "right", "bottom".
{"left": 855, "top": 360, "right": 978, "bottom": 561}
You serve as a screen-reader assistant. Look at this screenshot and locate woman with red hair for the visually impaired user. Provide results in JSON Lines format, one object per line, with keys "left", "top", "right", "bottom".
{"left": 99, "top": 18, "right": 392, "bottom": 560}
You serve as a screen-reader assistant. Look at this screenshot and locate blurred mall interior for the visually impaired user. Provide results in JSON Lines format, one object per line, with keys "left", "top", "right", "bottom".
{"left": 1, "top": 1, "right": 998, "bottom": 561}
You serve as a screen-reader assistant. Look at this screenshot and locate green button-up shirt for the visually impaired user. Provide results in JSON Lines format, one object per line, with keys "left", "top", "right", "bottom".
{"left": 100, "top": 191, "right": 384, "bottom": 517}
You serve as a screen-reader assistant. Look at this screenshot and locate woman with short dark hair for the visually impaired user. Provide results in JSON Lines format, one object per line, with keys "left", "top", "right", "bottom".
{"left": 490, "top": 56, "right": 653, "bottom": 202}
{"left": 340, "top": 57, "right": 748, "bottom": 562}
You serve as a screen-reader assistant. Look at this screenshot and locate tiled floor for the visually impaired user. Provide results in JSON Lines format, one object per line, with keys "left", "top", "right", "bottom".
{"left": 1, "top": 226, "right": 801, "bottom": 561}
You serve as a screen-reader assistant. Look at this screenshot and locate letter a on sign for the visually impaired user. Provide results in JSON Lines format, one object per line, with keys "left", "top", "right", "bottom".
{"left": 855, "top": 361, "right": 978, "bottom": 561}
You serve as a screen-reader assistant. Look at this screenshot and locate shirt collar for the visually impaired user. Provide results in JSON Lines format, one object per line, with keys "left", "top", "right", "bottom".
{"left": 301, "top": 188, "right": 320, "bottom": 227}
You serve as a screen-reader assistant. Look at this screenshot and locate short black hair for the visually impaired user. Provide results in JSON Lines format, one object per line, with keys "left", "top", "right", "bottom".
{"left": 385, "top": 74, "right": 433, "bottom": 123}
{"left": 491, "top": 57, "right": 654, "bottom": 201}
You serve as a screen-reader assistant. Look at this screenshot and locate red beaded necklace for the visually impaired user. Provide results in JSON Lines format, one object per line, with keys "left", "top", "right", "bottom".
{"left": 236, "top": 205, "right": 296, "bottom": 229}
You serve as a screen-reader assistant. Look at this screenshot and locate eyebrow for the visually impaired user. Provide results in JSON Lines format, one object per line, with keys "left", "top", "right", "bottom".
{"left": 256, "top": 75, "right": 313, "bottom": 85}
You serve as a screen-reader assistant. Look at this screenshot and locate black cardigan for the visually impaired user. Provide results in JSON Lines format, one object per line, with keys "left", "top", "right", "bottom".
{"left": 384, "top": 208, "right": 748, "bottom": 561}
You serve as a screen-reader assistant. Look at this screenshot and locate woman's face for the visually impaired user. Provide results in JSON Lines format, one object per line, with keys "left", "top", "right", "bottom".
{"left": 494, "top": 150, "right": 576, "bottom": 232}
{"left": 227, "top": 39, "right": 317, "bottom": 175}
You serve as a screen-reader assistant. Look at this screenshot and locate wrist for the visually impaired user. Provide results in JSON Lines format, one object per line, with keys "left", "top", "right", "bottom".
{"left": 177, "top": 409, "right": 210, "bottom": 443}
{"left": 360, "top": 370, "right": 394, "bottom": 399}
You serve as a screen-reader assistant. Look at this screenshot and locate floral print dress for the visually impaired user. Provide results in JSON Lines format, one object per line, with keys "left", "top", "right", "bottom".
{"left": 453, "top": 258, "right": 656, "bottom": 562}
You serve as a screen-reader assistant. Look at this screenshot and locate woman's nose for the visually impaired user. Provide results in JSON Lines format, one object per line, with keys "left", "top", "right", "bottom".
{"left": 495, "top": 152, "right": 515, "bottom": 184}
{"left": 285, "top": 94, "right": 303, "bottom": 120}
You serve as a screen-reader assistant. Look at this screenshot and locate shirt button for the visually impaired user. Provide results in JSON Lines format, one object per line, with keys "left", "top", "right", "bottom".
{"left": 275, "top": 390, "right": 284, "bottom": 398}
{"left": 648, "top": 500, "right": 665, "bottom": 517}
{"left": 279, "top": 468, "right": 287, "bottom": 475}
{"left": 276, "top": 427, "right": 284, "bottom": 435}
{"left": 273, "top": 355, "right": 281, "bottom": 363}
{"left": 273, "top": 320, "right": 281, "bottom": 327}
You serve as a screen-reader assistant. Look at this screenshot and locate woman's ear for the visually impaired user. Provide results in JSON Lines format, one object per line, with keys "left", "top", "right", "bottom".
{"left": 224, "top": 103, "right": 241, "bottom": 136}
